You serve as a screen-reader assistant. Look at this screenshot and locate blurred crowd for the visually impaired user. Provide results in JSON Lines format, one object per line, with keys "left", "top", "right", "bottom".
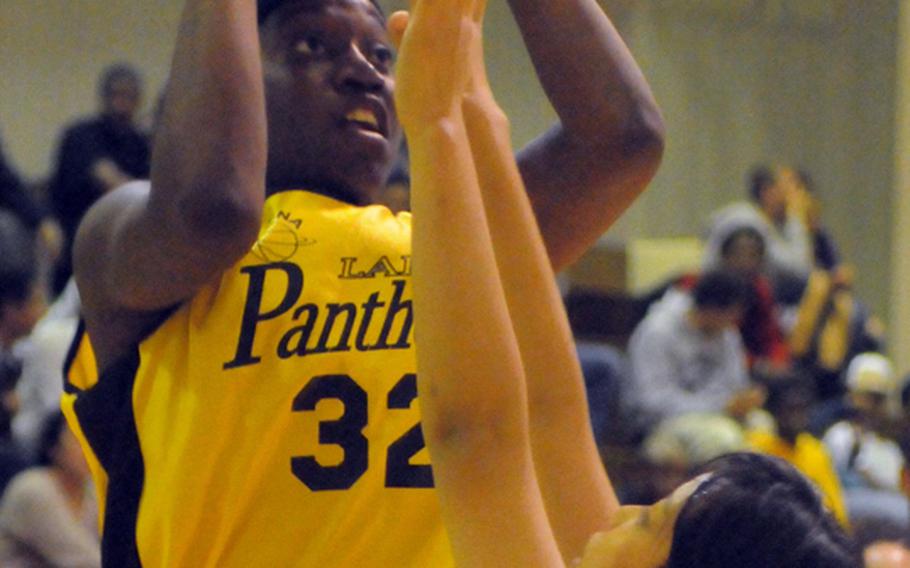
{"left": 0, "top": 62, "right": 148, "bottom": 567}
{"left": 0, "top": 59, "right": 907, "bottom": 565}
{"left": 574, "top": 164, "right": 910, "bottom": 564}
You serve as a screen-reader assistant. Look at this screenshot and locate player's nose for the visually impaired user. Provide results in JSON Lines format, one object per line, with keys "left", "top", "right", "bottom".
{"left": 334, "top": 43, "right": 385, "bottom": 94}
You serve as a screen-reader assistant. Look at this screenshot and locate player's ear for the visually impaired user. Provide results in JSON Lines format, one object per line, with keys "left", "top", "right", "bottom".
{"left": 387, "top": 11, "right": 409, "bottom": 51}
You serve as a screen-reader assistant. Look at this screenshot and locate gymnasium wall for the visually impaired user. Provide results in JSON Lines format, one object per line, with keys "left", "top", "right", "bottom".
{"left": 0, "top": 0, "right": 898, "bottom": 326}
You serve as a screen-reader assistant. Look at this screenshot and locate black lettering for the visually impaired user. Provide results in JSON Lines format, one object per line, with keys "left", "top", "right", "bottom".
{"left": 338, "top": 257, "right": 367, "bottom": 279}
{"left": 375, "top": 279, "right": 413, "bottom": 349}
{"left": 224, "top": 263, "right": 303, "bottom": 369}
{"left": 399, "top": 255, "right": 412, "bottom": 276}
{"left": 277, "top": 304, "right": 319, "bottom": 358}
{"left": 354, "top": 293, "right": 385, "bottom": 351}
{"left": 365, "top": 256, "right": 396, "bottom": 278}
{"left": 311, "top": 303, "right": 357, "bottom": 354}
{"left": 277, "top": 211, "right": 302, "bottom": 229}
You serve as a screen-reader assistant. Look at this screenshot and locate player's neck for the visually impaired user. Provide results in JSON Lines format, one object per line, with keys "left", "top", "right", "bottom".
{"left": 265, "top": 180, "right": 378, "bottom": 206}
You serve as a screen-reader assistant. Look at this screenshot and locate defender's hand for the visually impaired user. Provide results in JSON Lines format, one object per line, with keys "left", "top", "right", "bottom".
{"left": 390, "top": 0, "right": 484, "bottom": 130}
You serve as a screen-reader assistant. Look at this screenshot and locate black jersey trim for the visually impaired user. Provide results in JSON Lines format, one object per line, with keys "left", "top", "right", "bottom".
{"left": 62, "top": 319, "right": 87, "bottom": 394}
{"left": 72, "top": 348, "right": 145, "bottom": 568}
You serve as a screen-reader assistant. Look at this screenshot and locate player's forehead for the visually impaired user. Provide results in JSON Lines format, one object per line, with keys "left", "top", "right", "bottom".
{"left": 260, "top": 0, "right": 385, "bottom": 28}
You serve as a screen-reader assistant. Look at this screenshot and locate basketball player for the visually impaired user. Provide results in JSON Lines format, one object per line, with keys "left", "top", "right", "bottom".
{"left": 403, "top": 1, "right": 859, "bottom": 566}
{"left": 62, "top": 0, "right": 663, "bottom": 565}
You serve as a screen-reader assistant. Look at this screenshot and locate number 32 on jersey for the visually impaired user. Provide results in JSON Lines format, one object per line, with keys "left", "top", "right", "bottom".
{"left": 291, "top": 373, "right": 433, "bottom": 491}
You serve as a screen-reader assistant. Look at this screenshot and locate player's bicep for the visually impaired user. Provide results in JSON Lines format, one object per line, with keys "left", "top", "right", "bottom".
{"left": 74, "top": 180, "right": 256, "bottom": 312}
{"left": 516, "top": 127, "right": 661, "bottom": 271}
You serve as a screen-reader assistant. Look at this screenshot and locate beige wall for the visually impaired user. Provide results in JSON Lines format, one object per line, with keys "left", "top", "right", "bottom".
{"left": 0, "top": 1, "right": 184, "bottom": 179}
{"left": 0, "top": 1, "right": 901, "bottom": 353}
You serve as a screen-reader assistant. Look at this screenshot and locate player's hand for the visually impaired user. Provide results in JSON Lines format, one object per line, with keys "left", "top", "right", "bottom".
{"left": 390, "top": 0, "right": 482, "bottom": 131}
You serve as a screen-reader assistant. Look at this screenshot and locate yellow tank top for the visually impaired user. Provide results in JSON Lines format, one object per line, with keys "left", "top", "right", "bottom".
{"left": 63, "top": 190, "right": 453, "bottom": 567}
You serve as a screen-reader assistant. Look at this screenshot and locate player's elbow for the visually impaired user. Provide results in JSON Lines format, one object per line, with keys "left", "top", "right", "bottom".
{"left": 154, "top": 174, "right": 261, "bottom": 269}
{"left": 610, "top": 105, "right": 666, "bottom": 177}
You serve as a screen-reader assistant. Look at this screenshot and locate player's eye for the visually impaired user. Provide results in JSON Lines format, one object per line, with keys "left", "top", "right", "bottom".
{"left": 295, "top": 35, "right": 326, "bottom": 56}
{"left": 370, "top": 44, "right": 395, "bottom": 71}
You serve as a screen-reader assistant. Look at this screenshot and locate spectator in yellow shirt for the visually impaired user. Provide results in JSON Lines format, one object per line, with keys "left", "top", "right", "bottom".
{"left": 748, "top": 375, "right": 849, "bottom": 526}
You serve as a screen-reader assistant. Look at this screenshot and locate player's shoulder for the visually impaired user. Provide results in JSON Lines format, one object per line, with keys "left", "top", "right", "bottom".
{"left": 74, "top": 181, "right": 150, "bottom": 256}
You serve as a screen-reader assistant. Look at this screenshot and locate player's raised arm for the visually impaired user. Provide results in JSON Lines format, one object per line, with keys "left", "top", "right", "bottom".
{"left": 456, "top": 3, "right": 618, "bottom": 562}
{"left": 75, "top": 0, "right": 265, "bottom": 317}
{"left": 510, "top": 0, "right": 664, "bottom": 269}
{"left": 392, "top": 2, "right": 562, "bottom": 566}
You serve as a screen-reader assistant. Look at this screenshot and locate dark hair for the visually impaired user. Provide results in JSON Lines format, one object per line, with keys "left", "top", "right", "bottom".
{"left": 98, "top": 63, "right": 142, "bottom": 99}
{"left": 748, "top": 165, "right": 776, "bottom": 202}
{"left": 36, "top": 411, "right": 68, "bottom": 467}
{"left": 692, "top": 269, "right": 749, "bottom": 310}
{"left": 258, "top": 0, "right": 385, "bottom": 24}
{"left": 719, "top": 226, "right": 765, "bottom": 260}
{"left": 669, "top": 453, "right": 860, "bottom": 567}
{"left": 0, "top": 351, "right": 22, "bottom": 438}
{"left": 763, "top": 374, "right": 816, "bottom": 416}
{"left": 0, "top": 209, "right": 37, "bottom": 310}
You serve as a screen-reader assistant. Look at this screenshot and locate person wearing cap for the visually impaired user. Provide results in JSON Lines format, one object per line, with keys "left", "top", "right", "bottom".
{"left": 823, "top": 352, "right": 908, "bottom": 526}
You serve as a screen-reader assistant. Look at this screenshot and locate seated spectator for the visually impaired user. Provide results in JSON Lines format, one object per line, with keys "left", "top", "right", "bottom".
{"left": 865, "top": 541, "right": 910, "bottom": 568}
{"left": 691, "top": 225, "right": 790, "bottom": 373}
{"left": 0, "top": 352, "right": 28, "bottom": 497}
{"left": 747, "top": 375, "right": 849, "bottom": 526}
{"left": 705, "top": 164, "right": 813, "bottom": 286}
{"left": 787, "top": 264, "right": 884, "bottom": 399}
{"left": 777, "top": 167, "right": 842, "bottom": 271}
{"left": 576, "top": 341, "right": 632, "bottom": 447}
{"left": 823, "top": 353, "right": 908, "bottom": 527}
{"left": 48, "top": 62, "right": 150, "bottom": 292}
{"left": 0, "top": 134, "right": 43, "bottom": 233}
{"left": 639, "top": 413, "right": 746, "bottom": 504}
{"left": 853, "top": 518, "right": 910, "bottom": 568}
{"left": 380, "top": 165, "right": 411, "bottom": 215}
{"left": 12, "top": 280, "right": 81, "bottom": 454}
{"left": 0, "top": 412, "right": 99, "bottom": 567}
{"left": 627, "top": 269, "right": 764, "bottom": 434}
{"left": 0, "top": 210, "right": 45, "bottom": 356}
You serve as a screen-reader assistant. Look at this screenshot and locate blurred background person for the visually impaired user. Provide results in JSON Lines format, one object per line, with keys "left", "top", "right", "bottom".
{"left": 747, "top": 374, "right": 849, "bottom": 527}
{"left": 0, "top": 411, "right": 98, "bottom": 567}
{"left": 0, "top": 210, "right": 45, "bottom": 357}
{"left": 823, "top": 353, "right": 908, "bottom": 528}
{"left": 48, "top": 62, "right": 149, "bottom": 293}
{"left": 626, "top": 269, "right": 765, "bottom": 436}
{"left": 0, "top": 352, "right": 28, "bottom": 498}
{"left": 706, "top": 164, "right": 813, "bottom": 287}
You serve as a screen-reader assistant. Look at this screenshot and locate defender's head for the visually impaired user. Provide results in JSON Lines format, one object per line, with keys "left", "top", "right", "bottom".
{"left": 258, "top": 0, "right": 401, "bottom": 205}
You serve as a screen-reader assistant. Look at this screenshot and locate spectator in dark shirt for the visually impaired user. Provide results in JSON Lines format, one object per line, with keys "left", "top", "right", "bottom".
{"left": 48, "top": 63, "right": 150, "bottom": 291}
{"left": 0, "top": 353, "right": 28, "bottom": 498}
{"left": 0, "top": 136, "right": 43, "bottom": 232}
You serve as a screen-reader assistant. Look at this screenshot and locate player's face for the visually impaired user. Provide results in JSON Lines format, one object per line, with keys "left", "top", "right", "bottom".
{"left": 579, "top": 474, "right": 711, "bottom": 568}
{"left": 261, "top": 0, "right": 401, "bottom": 204}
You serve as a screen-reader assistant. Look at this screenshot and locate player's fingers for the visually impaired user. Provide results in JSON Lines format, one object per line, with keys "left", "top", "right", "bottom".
{"left": 387, "top": 11, "right": 409, "bottom": 51}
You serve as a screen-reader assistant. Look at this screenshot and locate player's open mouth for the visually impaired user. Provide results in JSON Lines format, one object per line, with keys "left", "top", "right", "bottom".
{"left": 344, "top": 108, "right": 384, "bottom": 137}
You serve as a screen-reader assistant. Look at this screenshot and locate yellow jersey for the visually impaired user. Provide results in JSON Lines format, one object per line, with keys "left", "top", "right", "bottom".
{"left": 63, "top": 190, "right": 453, "bottom": 567}
{"left": 747, "top": 430, "right": 849, "bottom": 528}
